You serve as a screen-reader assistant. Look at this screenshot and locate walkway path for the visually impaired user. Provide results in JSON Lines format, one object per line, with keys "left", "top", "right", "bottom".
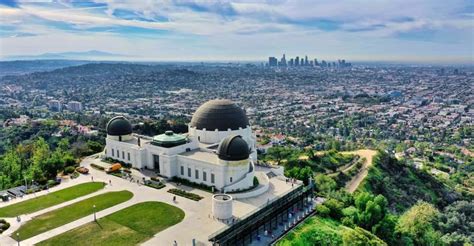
{"left": 342, "top": 149, "right": 377, "bottom": 193}
{"left": 0, "top": 155, "right": 296, "bottom": 246}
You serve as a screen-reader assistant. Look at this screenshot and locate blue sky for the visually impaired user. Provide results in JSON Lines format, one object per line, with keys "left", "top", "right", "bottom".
{"left": 0, "top": 0, "right": 472, "bottom": 62}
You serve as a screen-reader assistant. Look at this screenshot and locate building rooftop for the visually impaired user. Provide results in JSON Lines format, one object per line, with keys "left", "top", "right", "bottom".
{"left": 179, "top": 149, "right": 220, "bottom": 164}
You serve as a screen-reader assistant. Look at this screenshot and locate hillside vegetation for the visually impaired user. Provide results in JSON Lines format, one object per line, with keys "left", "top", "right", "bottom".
{"left": 359, "top": 151, "right": 459, "bottom": 213}
{"left": 277, "top": 217, "right": 386, "bottom": 246}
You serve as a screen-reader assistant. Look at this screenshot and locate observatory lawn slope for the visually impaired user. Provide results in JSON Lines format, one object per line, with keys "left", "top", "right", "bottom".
{"left": 13, "top": 190, "right": 133, "bottom": 240}
{"left": 37, "top": 201, "right": 185, "bottom": 246}
{"left": 0, "top": 182, "right": 105, "bottom": 217}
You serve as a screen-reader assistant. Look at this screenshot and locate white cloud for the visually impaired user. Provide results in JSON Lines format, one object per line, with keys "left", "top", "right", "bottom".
{"left": 0, "top": 0, "right": 472, "bottom": 62}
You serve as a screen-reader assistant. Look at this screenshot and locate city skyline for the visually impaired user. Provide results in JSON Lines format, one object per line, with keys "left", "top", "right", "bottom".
{"left": 0, "top": 0, "right": 473, "bottom": 63}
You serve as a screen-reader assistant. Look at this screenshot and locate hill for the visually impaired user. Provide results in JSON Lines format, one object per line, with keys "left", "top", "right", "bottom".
{"left": 359, "top": 151, "right": 459, "bottom": 213}
{"left": 277, "top": 217, "right": 386, "bottom": 246}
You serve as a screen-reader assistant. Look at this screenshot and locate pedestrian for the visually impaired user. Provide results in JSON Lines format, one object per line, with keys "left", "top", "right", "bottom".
{"left": 173, "top": 240, "right": 178, "bottom": 246}
{"left": 109, "top": 180, "right": 112, "bottom": 186}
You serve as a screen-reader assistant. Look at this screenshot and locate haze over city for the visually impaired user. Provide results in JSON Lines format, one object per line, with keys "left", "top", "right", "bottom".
{"left": 0, "top": 0, "right": 473, "bottom": 63}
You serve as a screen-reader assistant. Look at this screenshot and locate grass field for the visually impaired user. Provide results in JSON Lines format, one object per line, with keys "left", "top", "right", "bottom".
{"left": 0, "top": 182, "right": 105, "bottom": 218}
{"left": 37, "top": 201, "right": 185, "bottom": 246}
{"left": 13, "top": 190, "right": 133, "bottom": 240}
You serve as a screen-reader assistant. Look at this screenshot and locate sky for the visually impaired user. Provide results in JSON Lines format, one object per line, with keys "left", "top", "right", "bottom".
{"left": 0, "top": 0, "right": 473, "bottom": 63}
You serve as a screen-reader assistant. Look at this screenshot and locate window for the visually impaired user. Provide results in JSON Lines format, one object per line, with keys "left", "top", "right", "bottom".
{"left": 180, "top": 166, "right": 184, "bottom": 175}
{"left": 195, "top": 170, "right": 199, "bottom": 179}
{"left": 203, "top": 171, "right": 207, "bottom": 182}
{"left": 211, "top": 173, "right": 215, "bottom": 184}
{"left": 111, "top": 148, "right": 114, "bottom": 157}
{"left": 122, "top": 151, "right": 125, "bottom": 159}
{"left": 127, "top": 152, "right": 130, "bottom": 161}
{"left": 188, "top": 168, "right": 191, "bottom": 177}
{"left": 230, "top": 177, "right": 233, "bottom": 183}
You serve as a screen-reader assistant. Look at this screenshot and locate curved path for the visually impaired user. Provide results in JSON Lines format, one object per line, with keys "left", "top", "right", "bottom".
{"left": 341, "top": 149, "right": 377, "bottom": 193}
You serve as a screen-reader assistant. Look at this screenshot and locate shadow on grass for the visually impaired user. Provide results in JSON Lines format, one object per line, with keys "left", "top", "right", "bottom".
{"left": 94, "top": 221, "right": 103, "bottom": 229}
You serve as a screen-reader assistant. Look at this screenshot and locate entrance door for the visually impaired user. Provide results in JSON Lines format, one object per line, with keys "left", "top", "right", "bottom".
{"left": 153, "top": 155, "right": 160, "bottom": 174}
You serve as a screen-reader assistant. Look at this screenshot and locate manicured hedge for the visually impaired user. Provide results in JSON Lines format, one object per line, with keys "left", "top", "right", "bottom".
{"left": 167, "top": 188, "right": 203, "bottom": 201}
{"left": 171, "top": 177, "right": 213, "bottom": 192}
{"left": 0, "top": 219, "right": 10, "bottom": 233}
{"left": 63, "top": 166, "right": 76, "bottom": 175}
{"left": 145, "top": 182, "right": 166, "bottom": 190}
{"left": 90, "top": 163, "right": 105, "bottom": 171}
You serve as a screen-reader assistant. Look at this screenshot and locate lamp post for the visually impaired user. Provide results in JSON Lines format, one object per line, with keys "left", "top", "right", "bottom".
{"left": 16, "top": 232, "right": 20, "bottom": 246}
{"left": 93, "top": 205, "right": 96, "bottom": 222}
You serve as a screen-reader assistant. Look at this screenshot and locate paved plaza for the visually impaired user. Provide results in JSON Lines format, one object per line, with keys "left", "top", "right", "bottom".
{"left": 0, "top": 154, "right": 299, "bottom": 246}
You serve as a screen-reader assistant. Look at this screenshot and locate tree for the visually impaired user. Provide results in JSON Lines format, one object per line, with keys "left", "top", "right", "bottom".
{"left": 397, "top": 201, "right": 443, "bottom": 246}
{"left": 437, "top": 200, "right": 474, "bottom": 245}
{"left": 265, "top": 146, "right": 293, "bottom": 165}
{"left": 342, "top": 227, "right": 387, "bottom": 246}
{"left": 315, "top": 174, "right": 337, "bottom": 195}
{"left": 0, "top": 149, "right": 22, "bottom": 189}
{"left": 30, "top": 137, "right": 51, "bottom": 181}
{"left": 324, "top": 198, "right": 345, "bottom": 219}
{"left": 87, "top": 140, "right": 104, "bottom": 153}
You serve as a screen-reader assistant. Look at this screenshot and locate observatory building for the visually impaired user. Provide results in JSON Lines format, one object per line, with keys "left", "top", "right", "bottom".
{"left": 104, "top": 99, "right": 257, "bottom": 192}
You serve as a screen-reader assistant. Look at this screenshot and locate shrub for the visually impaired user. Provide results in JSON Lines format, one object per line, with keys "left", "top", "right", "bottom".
{"left": 0, "top": 219, "right": 10, "bottom": 233}
{"left": 90, "top": 163, "right": 105, "bottom": 171}
{"left": 253, "top": 176, "right": 259, "bottom": 186}
{"left": 70, "top": 172, "right": 79, "bottom": 179}
{"left": 171, "top": 177, "right": 213, "bottom": 192}
{"left": 47, "top": 179, "right": 58, "bottom": 187}
{"left": 167, "top": 188, "right": 203, "bottom": 201}
{"left": 64, "top": 166, "right": 75, "bottom": 175}
{"left": 109, "top": 172, "right": 124, "bottom": 178}
{"left": 317, "top": 204, "right": 331, "bottom": 217}
{"left": 145, "top": 182, "right": 166, "bottom": 190}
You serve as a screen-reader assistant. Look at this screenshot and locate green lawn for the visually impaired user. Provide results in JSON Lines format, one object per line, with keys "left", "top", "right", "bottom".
{"left": 277, "top": 216, "right": 386, "bottom": 246}
{"left": 37, "top": 201, "right": 185, "bottom": 246}
{"left": 0, "top": 182, "right": 105, "bottom": 218}
{"left": 277, "top": 217, "right": 347, "bottom": 246}
{"left": 13, "top": 190, "right": 133, "bottom": 240}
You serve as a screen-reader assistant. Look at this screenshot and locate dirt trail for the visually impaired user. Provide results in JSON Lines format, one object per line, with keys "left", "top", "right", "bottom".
{"left": 340, "top": 149, "right": 377, "bottom": 193}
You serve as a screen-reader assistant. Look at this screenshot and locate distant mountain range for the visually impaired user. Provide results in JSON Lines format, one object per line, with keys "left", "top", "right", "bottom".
{"left": 2, "top": 50, "right": 128, "bottom": 61}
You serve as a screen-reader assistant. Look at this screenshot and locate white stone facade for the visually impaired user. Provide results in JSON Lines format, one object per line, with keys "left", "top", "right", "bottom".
{"left": 104, "top": 125, "right": 257, "bottom": 192}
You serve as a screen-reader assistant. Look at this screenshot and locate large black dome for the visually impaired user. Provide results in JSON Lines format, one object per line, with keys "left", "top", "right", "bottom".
{"left": 190, "top": 99, "right": 249, "bottom": 131}
{"left": 217, "top": 135, "right": 250, "bottom": 161}
{"left": 106, "top": 116, "right": 132, "bottom": 136}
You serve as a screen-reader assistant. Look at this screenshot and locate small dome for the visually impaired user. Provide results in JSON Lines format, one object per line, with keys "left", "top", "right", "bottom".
{"left": 217, "top": 135, "right": 250, "bottom": 161}
{"left": 152, "top": 130, "right": 187, "bottom": 147}
{"left": 106, "top": 116, "right": 132, "bottom": 136}
{"left": 190, "top": 99, "right": 249, "bottom": 131}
